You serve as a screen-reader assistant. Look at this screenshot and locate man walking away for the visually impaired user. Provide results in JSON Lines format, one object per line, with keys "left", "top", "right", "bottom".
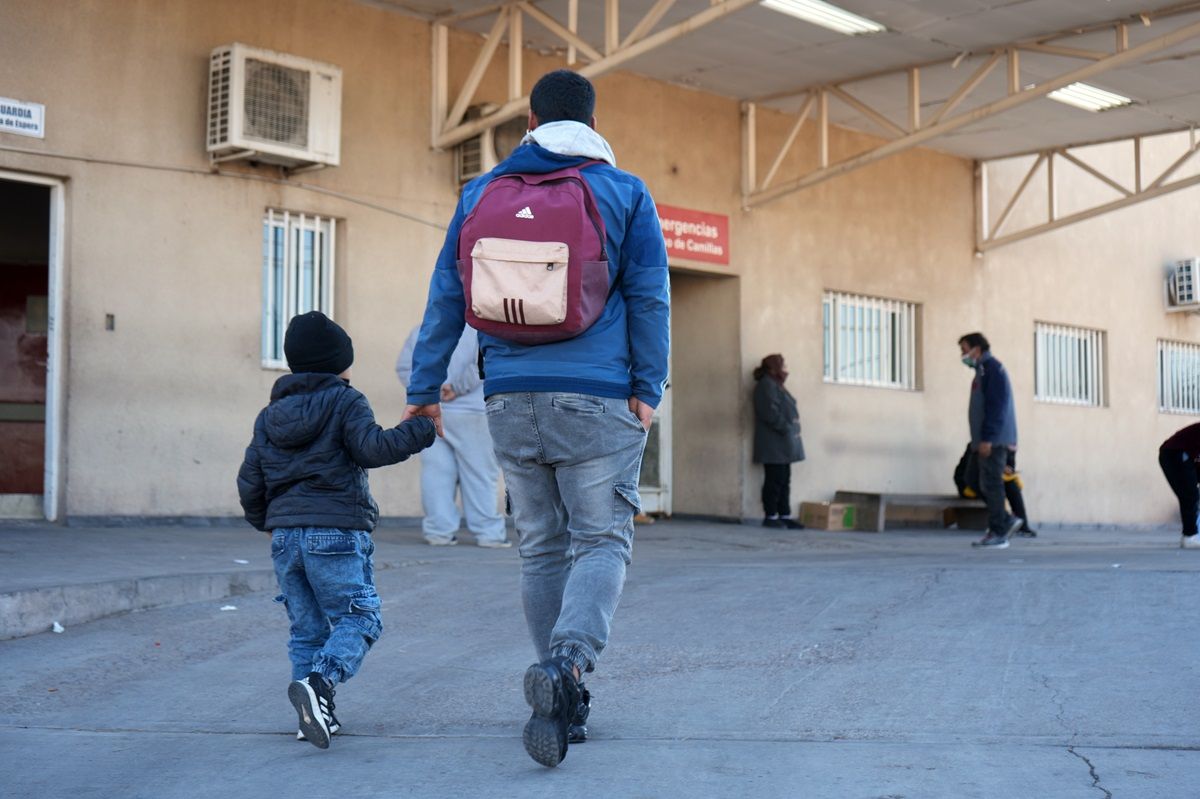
{"left": 959, "top": 332, "right": 1024, "bottom": 549}
{"left": 403, "top": 70, "right": 670, "bottom": 767}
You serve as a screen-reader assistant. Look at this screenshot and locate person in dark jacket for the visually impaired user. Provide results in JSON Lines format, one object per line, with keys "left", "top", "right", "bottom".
{"left": 752, "top": 354, "right": 805, "bottom": 529}
{"left": 1159, "top": 421, "right": 1200, "bottom": 549}
{"left": 959, "top": 332, "right": 1023, "bottom": 549}
{"left": 237, "top": 311, "right": 436, "bottom": 749}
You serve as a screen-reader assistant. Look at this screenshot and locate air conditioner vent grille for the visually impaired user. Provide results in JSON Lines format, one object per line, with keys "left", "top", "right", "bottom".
{"left": 1175, "top": 259, "right": 1196, "bottom": 305}
{"left": 243, "top": 58, "right": 309, "bottom": 148}
{"left": 458, "top": 136, "right": 484, "bottom": 184}
{"left": 208, "top": 50, "right": 232, "bottom": 148}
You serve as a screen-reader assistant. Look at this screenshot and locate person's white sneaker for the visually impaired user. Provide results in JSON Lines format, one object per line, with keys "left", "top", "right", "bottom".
{"left": 477, "top": 538, "right": 513, "bottom": 548}
{"left": 425, "top": 536, "right": 458, "bottom": 546}
{"left": 1182, "top": 534, "right": 1200, "bottom": 549}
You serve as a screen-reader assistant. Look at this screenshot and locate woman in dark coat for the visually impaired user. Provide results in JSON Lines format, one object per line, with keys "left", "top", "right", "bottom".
{"left": 753, "top": 354, "right": 806, "bottom": 528}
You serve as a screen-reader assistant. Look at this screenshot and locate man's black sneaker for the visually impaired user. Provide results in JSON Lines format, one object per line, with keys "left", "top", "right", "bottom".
{"left": 522, "top": 656, "right": 581, "bottom": 767}
{"left": 762, "top": 518, "right": 785, "bottom": 529}
{"left": 1016, "top": 526, "right": 1037, "bottom": 538}
{"left": 779, "top": 517, "right": 805, "bottom": 530}
{"left": 568, "top": 683, "right": 591, "bottom": 744}
{"left": 289, "top": 672, "right": 336, "bottom": 749}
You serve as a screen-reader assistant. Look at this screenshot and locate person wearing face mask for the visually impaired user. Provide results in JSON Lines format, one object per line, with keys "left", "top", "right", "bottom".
{"left": 752, "top": 354, "right": 806, "bottom": 529}
{"left": 958, "top": 332, "right": 1024, "bottom": 549}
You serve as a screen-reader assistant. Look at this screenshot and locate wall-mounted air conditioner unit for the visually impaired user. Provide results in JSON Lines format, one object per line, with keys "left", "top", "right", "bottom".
{"left": 456, "top": 105, "right": 527, "bottom": 184}
{"left": 207, "top": 43, "right": 341, "bottom": 170}
{"left": 1166, "top": 258, "right": 1200, "bottom": 313}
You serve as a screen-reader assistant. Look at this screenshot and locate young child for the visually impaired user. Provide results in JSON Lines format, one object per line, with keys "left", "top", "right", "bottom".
{"left": 237, "top": 311, "right": 436, "bottom": 749}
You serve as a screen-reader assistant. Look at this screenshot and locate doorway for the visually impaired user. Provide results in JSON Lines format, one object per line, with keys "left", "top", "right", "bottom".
{"left": 638, "top": 269, "right": 742, "bottom": 519}
{"left": 638, "top": 362, "right": 672, "bottom": 514}
{"left": 0, "top": 172, "right": 65, "bottom": 520}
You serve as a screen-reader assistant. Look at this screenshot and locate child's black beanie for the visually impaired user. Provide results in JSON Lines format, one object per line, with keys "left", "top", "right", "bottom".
{"left": 284, "top": 311, "right": 354, "bottom": 375}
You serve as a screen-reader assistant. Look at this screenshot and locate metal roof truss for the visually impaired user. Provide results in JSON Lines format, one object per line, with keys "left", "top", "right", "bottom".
{"left": 976, "top": 128, "right": 1200, "bottom": 252}
{"left": 741, "top": 5, "right": 1200, "bottom": 218}
{"left": 427, "top": 1, "right": 1200, "bottom": 251}
{"left": 432, "top": 0, "right": 761, "bottom": 150}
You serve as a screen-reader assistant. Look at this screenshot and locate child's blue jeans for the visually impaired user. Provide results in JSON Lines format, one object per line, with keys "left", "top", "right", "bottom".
{"left": 271, "top": 527, "right": 382, "bottom": 684}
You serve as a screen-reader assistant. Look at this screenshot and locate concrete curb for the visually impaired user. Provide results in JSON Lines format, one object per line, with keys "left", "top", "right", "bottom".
{"left": 0, "top": 569, "right": 277, "bottom": 641}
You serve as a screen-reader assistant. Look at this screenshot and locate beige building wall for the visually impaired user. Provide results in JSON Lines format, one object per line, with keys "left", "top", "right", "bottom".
{"left": 733, "top": 118, "right": 983, "bottom": 521}
{"left": 2, "top": 0, "right": 1197, "bottom": 525}
{"left": 980, "top": 138, "right": 1200, "bottom": 526}
{"left": 1, "top": 0, "right": 453, "bottom": 517}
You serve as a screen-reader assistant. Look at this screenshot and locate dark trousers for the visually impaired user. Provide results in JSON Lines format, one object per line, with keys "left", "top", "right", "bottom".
{"left": 978, "top": 446, "right": 1016, "bottom": 535}
{"left": 1004, "top": 480, "right": 1028, "bottom": 528}
{"left": 1004, "top": 450, "right": 1030, "bottom": 529}
{"left": 1159, "top": 448, "right": 1199, "bottom": 536}
{"left": 762, "top": 463, "right": 792, "bottom": 517}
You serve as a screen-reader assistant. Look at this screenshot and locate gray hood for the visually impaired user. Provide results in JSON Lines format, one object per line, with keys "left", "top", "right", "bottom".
{"left": 521, "top": 120, "right": 617, "bottom": 166}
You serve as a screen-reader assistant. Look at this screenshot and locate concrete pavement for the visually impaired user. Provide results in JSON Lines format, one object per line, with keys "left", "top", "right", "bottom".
{"left": 0, "top": 519, "right": 1197, "bottom": 797}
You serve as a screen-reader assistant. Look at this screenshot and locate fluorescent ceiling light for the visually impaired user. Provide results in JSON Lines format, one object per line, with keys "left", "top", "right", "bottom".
{"left": 1048, "top": 82, "right": 1132, "bottom": 112}
{"left": 761, "top": 0, "right": 886, "bottom": 36}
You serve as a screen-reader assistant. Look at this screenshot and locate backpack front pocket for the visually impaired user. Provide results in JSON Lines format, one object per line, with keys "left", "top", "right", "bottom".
{"left": 470, "top": 238, "right": 569, "bottom": 325}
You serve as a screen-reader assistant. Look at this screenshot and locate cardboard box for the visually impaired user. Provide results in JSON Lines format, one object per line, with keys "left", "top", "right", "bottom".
{"left": 800, "top": 501, "right": 857, "bottom": 531}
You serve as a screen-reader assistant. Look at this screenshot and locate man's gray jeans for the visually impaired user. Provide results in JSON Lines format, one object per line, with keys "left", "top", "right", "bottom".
{"left": 486, "top": 392, "right": 647, "bottom": 675}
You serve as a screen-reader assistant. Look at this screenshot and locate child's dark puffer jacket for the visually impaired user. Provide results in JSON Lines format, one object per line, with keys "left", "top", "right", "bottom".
{"left": 237, "top": 373, "right": 436, "bottom": 532}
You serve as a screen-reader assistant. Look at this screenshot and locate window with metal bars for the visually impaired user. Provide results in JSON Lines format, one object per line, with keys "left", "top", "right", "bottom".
{"left": 261, "top": 210, "right": 335, "bottom": 369}
{"left": 1158, "top": 339, "right": 1200, "bottom": 415}
{"left": 1033, "top": 322, "right": 1105, "bottom": 407}
{"left": 822, "top": 290, "right": 919, "bottom": 390}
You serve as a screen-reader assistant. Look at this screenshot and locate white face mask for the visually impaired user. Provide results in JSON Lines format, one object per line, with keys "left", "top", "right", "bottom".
{"left": 962, "top": 355, "right": 977, "bottom": 368}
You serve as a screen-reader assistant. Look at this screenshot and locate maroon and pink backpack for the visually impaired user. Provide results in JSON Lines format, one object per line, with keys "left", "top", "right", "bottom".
{"left": 457, "top": 163, "right": 611, "bottom": 345}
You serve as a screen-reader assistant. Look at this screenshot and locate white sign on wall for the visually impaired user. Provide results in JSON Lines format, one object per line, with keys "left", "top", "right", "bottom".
{"left": 0, "top": 97, "right": 45, "bottom": 139}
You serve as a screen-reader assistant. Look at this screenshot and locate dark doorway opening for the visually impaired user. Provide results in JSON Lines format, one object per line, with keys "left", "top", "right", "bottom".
{"left": 0, "top": 178, "right": 51, "bottom": 495}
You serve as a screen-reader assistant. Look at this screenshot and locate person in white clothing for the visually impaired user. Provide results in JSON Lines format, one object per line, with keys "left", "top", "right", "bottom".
{"left": 396, "top": 326, "right": 509, "bottom": 548}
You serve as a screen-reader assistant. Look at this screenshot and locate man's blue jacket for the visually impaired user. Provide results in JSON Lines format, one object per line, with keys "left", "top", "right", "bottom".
{"left": 406, "top": 143, "right": 670, "bottom": 408}
{"left": 969, "top": 352, "right": 1018, "bottom": 447}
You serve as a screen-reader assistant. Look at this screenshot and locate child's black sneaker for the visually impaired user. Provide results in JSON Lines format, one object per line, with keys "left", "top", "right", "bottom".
{"left": 297, "top": 711, "right": 340, "bottom": 741}
{"left": 522, "top": 656, "right": 581, "bottom": 767}
{"left": 289, "top": 671, "right": 336, "bottom": 749}
{"left": 567, "top": 683, "right": 591, "bottom": 744}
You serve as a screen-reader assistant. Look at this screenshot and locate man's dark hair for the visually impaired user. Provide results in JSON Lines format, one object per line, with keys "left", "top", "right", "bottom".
{"left": 958, "top": 332, "right": 990, "bottom": 352}
{"left": 530, "top": 70, "right": 595, "bottom": 124}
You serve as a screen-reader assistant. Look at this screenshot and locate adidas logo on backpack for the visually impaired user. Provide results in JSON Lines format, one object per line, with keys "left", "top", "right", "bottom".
{"left": 514, "top": 206, "right": 535, "bottom": 219}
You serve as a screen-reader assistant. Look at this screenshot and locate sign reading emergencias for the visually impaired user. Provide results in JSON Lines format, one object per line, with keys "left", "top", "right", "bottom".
{"left": 0, "top": 97, "right": 45, "bottom": 139}
{"left": 657, "top": 204, "right": 730, "bottom": 266}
